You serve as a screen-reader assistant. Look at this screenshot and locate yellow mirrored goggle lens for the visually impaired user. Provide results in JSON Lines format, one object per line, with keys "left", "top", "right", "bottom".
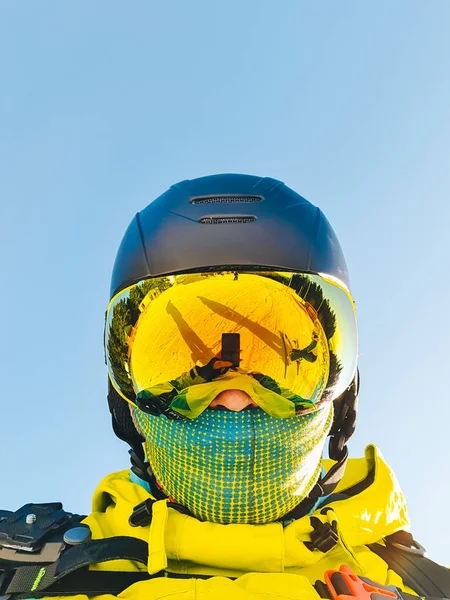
{"left": 105, "top": 270, "right": 357, "bottom": 415}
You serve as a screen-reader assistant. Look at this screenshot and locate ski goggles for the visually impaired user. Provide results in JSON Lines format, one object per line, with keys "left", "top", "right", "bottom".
{"left": 105, "top": 269, "right": 357, "bottom": 417}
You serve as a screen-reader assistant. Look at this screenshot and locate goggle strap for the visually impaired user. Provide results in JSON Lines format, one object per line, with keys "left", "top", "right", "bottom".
{"left": 309, "top": 445, "right": 349, "bottom": 500}
{"left": 308, "top": 371, "right": 359, "bottom": 500}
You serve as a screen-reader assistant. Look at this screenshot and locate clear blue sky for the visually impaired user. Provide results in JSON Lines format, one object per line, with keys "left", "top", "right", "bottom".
{"left": 1, "top": 1, "right": 449, "bottom": 565}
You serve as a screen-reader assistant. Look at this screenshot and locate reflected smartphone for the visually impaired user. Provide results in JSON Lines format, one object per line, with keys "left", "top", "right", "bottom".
{"left": 221, "top": 333, "right": 240, "bottom": 368}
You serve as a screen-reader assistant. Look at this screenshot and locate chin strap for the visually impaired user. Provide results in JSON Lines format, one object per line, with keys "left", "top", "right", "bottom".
{"left": 310, "top": 370, "right": 359, "bottom": 500}
{"left": 315, "top": 370, "right": 360, "bottom": 498}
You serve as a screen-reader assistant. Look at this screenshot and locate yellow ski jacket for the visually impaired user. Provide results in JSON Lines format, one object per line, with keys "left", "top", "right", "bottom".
{"left": 52, "top": 444, "right": 419, "bottom": 600}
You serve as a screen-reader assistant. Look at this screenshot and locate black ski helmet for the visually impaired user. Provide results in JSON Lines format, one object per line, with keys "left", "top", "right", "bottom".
{"left": 107, "top": 174, "right": 359, "bottom": 505}
{"left": 110, "top": 173, "right": 349, "bottom": 297}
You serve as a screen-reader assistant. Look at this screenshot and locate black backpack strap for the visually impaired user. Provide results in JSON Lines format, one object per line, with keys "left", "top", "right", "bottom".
{"left": 1, "top": 536, "right": 152, "bottom": 598}
{"left": 369, "top": 531, "right": 450, "bottom": 598}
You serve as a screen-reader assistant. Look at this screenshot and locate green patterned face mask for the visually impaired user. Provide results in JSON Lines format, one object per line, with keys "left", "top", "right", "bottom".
{"left": 134, "top": 405, "right": 333, "bottom": 524}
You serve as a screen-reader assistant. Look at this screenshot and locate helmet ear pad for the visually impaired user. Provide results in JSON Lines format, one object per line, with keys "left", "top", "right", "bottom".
{"left": 108, "top": 380, "right": 164, "bottom": 490}
{"left": 107, "top": 380, "right": 143, "bottom": 448}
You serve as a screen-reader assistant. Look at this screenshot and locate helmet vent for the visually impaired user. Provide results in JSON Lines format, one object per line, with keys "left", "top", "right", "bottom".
{"left": 191, "top": 195, "right": 263, "bottom": 205}
{"left": 199, "top": 216, "right": 256, "bottom": 225}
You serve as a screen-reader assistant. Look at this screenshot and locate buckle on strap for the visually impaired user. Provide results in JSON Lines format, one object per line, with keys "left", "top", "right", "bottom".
{"left": 129, "top": 498, "right": 194, "bottom": 528}
{"left": 0, "top": 503, "right": 85, "bottom": 566}
{"left": 308, "top": 516, "right": 339, "bottom": 553}
{"left": 385, "top": 531, "right": 426, "bottom": 556}
{"left": 129, "top": 499, "right": 156, "bottom": 528}
{"left": 315, "top": 565, "right": 404, "bottom": 600}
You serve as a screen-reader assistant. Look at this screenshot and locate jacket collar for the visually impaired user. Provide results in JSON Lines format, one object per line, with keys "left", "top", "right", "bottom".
{"left": 87, "top": 444, "right": 408, "bottom": 574}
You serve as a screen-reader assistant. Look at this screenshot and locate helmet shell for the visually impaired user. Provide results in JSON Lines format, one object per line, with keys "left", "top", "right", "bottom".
{"left": 110, "top": 174, "right": 349, "bottom": 297}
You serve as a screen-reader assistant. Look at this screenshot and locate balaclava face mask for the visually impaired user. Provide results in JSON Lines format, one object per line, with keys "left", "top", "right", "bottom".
{"left": 134, "top": 404, "right": 333, "bottom": 524}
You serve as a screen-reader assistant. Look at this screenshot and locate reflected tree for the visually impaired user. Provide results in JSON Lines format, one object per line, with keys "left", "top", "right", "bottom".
{"left": 289, "top": 274, "right": 342, "bottom": 393}
{"left": 107, "top": 298, "right": 134, "bottom": 398}
{"left": 128, "top": 277, "right": 171, "bottom": 323}
{"left": 290, "top": 274, "right": 337, "bottom": 339}
{"left": 107, "top": 277, "right": 172, "bottom": 397}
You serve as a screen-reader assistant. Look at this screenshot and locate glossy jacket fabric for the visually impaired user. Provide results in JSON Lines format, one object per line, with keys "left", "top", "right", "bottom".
{"left": 49, "top": 445, "right": 416, "bottom": 600}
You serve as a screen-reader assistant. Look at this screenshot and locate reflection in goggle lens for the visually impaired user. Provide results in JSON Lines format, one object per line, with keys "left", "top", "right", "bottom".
{"left": 105, "top": 270, "right": 357, "bottom": 417}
